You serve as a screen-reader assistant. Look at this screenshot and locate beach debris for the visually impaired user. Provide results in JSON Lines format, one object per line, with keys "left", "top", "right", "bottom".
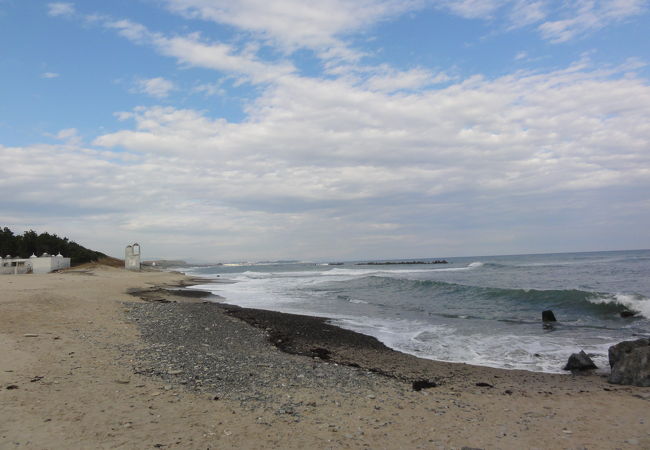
{"left": 542, "top": 310, "right": 556, "bottom": 322}
{"left": 30, "top": 376, "right": 44, "bottom": 382}
{"left": 563, "top": 350, "right": 597, "bottom": 371}
{"left": 23, "top": 333, "right": 39, "bottom": 337}
{"left": 6, "top": 384, "right": 19, "bottom": 390}
{"left": 608, "top": 338, "right": 650, "bottom": 386}
{"left": 475, "top": 382, "right": 494, "bottom": 388}
{"left": 412, "top": 379, "right": 437, "bottom": 391}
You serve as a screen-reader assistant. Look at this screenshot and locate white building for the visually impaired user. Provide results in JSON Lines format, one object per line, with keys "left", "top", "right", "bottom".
{"left": 125, "top": 243, "right": 141, "bottom": 271}
{"left": 0, "top": 253, "right": 71, "bottom": 274}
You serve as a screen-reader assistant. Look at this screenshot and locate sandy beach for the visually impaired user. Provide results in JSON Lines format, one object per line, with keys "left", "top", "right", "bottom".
{"left": 1, "top": 266, "right": 649, "bottom": 449}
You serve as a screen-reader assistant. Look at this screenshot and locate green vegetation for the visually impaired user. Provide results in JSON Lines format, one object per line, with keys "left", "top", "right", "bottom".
{"left": 0, "top": 227, "right": 106, "bottom": 266}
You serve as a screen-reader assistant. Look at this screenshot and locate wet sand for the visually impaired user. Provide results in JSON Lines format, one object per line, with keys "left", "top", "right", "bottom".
{"left": 1, "top": 266, "right": 649, "bottom": 449}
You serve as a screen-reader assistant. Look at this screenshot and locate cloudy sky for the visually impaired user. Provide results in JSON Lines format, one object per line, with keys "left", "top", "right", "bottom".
{"left": 1, "top": 1, "right": 649, "bottom": 262}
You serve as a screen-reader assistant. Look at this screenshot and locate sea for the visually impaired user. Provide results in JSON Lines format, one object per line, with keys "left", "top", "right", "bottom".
{"left": 181, "top": 250, "right": 650, "bottom": 374}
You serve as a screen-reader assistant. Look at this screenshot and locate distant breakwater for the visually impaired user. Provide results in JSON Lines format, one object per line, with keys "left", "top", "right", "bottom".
{"left": 356, "top": 260, "right": 449, "bottom": 265}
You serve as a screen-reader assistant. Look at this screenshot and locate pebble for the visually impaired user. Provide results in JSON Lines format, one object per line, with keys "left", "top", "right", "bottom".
{"left": 125, "top": 302, "right": 389, "bottom": 406}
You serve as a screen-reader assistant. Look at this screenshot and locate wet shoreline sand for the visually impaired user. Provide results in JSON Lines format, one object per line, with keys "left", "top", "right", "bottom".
{"left": 2, "top": 266, "right": 649, "bottom": 449}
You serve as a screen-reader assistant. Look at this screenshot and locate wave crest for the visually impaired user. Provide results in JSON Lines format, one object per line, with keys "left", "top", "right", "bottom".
{"left": 588, "top": 293, "right": 650, "bottom": 318}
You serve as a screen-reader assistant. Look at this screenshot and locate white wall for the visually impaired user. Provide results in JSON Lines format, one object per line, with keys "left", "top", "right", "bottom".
{"left": 0, "top": 256, "right": 71, "bottom": 274}
{"left": 31, "top": 256, "right": 71, "bottom": 274}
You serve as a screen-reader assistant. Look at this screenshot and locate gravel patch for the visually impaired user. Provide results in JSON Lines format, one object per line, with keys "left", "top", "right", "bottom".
{"left": 125, "top": 301, "right": 391, "bottom": 408}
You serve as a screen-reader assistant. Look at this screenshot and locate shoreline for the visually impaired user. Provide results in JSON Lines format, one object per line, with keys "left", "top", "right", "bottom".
{"left": 172, "top": 273, "right": 607, "bottom": 377}
{"left": 2, "top": 266, "right": 649, "bottom": 448}
{"left": 129, "top": 277, "right": 629, "bottom": 390}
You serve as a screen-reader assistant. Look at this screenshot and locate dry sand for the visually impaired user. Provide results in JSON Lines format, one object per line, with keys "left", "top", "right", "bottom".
{"left": 1, "top": 266, "right": 649, "bottom": 449}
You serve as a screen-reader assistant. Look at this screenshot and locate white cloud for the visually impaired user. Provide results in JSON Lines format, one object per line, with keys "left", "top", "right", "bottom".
{"left": 366, "top": 67, "right": 452, "bottom": 92}
{"left": 538, "top": 0, "right": 648, "bottom": 42}
{"left": 432, "top": 0, "right": 648, "bottom": 42}
{"left": 47, "top": 2, "right": 75, "bottom": 17}
{"left": 514, "top": 51, "right": 528, "bottom": 60}
{"left": 192, "top": 81, "right": 226, "bottom": 97}
{"left": 88, "top": 63, "right": 650, "bottom": 258}
{"left": 41, "top": 72, "right": 60, "bottom": 79}
{"left": 163, "top": 0, "right": 418, "bottom": 54}
{"left": 508, "top": 0, "right": 547, "bottom": 27}
{"left": 436, "top": 0, "right": 504, "bottom": 19}
{"left": 133, "top": 77, "right": 176, "bottom": 98}
{"left": 54, "top": 128, "right": 82, "bottom": 146}
{"left": 104, "top": 19, "right": 296, "bottom": 84}
{"left": 6, "top": 60, "right": 650, "bottom": 259}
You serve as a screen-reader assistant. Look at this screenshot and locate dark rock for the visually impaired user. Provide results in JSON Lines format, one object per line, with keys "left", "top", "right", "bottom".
{"left": 310, "top": 347, "right": 331, "bottom": 360}
{"left": 609, "top": 338, "right": 649, "bottom": 368}
{"left": 563, "top": 350, "right": 597, "bottom": 371}
{"left": 475, "top": 382, "right": 493, "bottom": 387}
{"left": 6, "top": 385, "right": 19, "bottom": 390}
{"left": 608, "top": 339, "right": 650, "bottom": 386}
{"left": 620, "top": 310, "right": 637, "bottom": 318}
{"left": 542, "top": 310, "right": 556, "bottom": 322}
{"left": 412, "top": 379, "right": 437, "bottom": 391}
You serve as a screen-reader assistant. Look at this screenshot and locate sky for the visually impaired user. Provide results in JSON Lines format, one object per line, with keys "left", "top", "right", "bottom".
{"left": 1, "top": 0, "right": 649, "bottom": 262}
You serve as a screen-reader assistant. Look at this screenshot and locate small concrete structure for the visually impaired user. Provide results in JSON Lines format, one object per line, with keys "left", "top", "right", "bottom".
{"left": 125, "top": 243, "right": 141, "bottom": 271}
{"left": 0, "top": 254, "right": 71, "bottom": 274}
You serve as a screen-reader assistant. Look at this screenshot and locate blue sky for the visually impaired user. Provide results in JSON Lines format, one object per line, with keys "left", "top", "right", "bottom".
{"left": 1, "top": 1, "right": 649, "bottom": 261}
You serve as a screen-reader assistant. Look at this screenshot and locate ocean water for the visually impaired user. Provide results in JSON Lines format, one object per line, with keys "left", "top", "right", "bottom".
{"left": 183, "top": 250, "right": 650, "bottom": 373}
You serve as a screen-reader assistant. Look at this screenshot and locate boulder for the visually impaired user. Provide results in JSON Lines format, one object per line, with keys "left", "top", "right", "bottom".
{"left": 542, "top": 310, "right": 556, "bottom": 322}
{"left": 563, "top": 350, "right": 597, "bottom": 371}
{"left": 608, "top": 339, "right": 650, "bottom": 386}
{"left": 609, "top": 338, "right": 650, "bottom": 368}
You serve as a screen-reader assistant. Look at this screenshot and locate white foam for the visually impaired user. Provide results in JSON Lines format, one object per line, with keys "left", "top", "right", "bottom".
{"left": 588, "top": 293, "right": 650, "bottom": 318}
{"left": 330, "top": 316, "right": 611, "bottom": 373}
